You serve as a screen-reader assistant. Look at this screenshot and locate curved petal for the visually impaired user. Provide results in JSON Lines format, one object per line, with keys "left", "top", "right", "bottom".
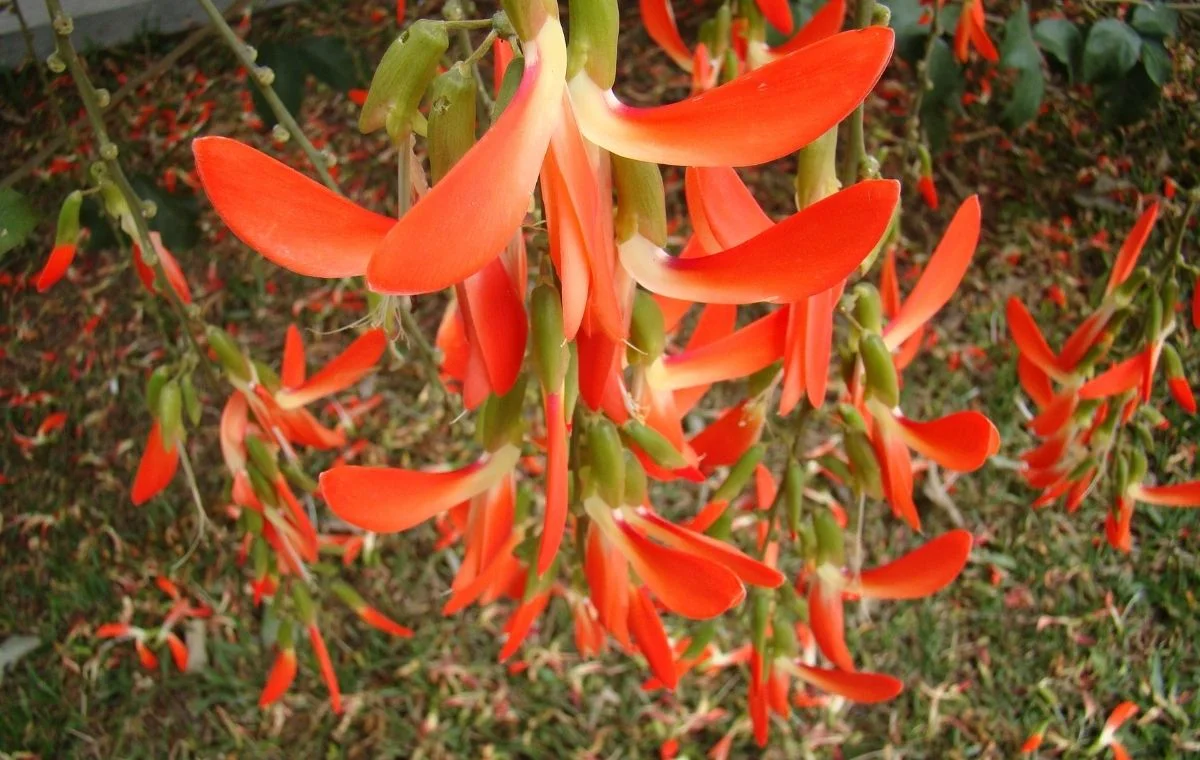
{"left": 673, "top": 303, "right": 740, "bottom": 414}
{"left": 1057, "top": 310, "right": 1111, "bottom": 373}
{"left": 896, "top": 411, "right": 999, "bottom": 472}
{"left": 755, "top": 0, "right": 794, "bottom": 34}
{"left": 1079, "top": 352, "right": 1147, "bottom": 400}
{"left": 193, "top": 137, "right": 393, "bottom": 278}
{"left": 131, "top": 421, "right": 179, "bottom": 505}
{"left": 629, "top": 584, "right": 678, "bottom": 689}
{"left": 875, "top": 427, "right": 920, "bottom": 531}
{"left": 1132, "top": 481, "right": 1200, "bottom": 507}
{"left": 459, "top": 256, "right": 528, "bottom": 396}
{"left": 808, "top": 579, "right": 854, "bottom": 671}
{"left": 1106, "top": 203, "right": 1159, "bottom": 295}
{"left": 795, "top": 664, "right": 902, "bottom": 703}
{"left": 1028, "top": 391, "right": 1077, "bottom": 437}
{"left": 620, "top": 180, "right": 899, "bottom": 304}
{"left": 275, "top": 329, "right": 387, "bottom": 409}
{"left": 220, "top": 392, "right": 249, "bottom": 473}
{"left": 569, "top": 27, "right": 895, "bottom": 167}
{"left": 630, "top": 510, "right": 785, "bottom": 588}
{"left": 640, "top": 0, "right": 693, "bottom": 70}
{"left": 367, "top": 20, "right": 567, "bottom": 294}
{"left": 854, "top": 530, "right": 972, "bottom": 599}
{"left": 770, "top": 0, "right": 846, "bottom": 56}
{"left": 689, "top": 401, "right": 766, "bottom": 473}
{"left": 616, "top": 518, "right": 745, "bottom": 619}
{"left": 307, "top": 624, "right": 343, "bottom": 714}
{"left": 1006, "top": 297, "right": 1064, "bottom": 379}
{"left": 36, "top": 243, "right": 77, "bottom": 292}
{"left": 281, "top": 324, "right": 306, "bottom": 388}
{"left": 258, "top": 652, "right": 294, "bottom": 706}
{"left": 647, "top": 308, "right": 788, "bottom": 391}
{"left": 321, "top": 445, "right": 520, "bottom": 533}
{"left": 498, "top": 590, "right": 552, "bottom": 661}
{"left": 685, "top": 167, "right": 773, "bottom": 253}
{"left": 883, "top": 196, "right": 981, "bottom": 350}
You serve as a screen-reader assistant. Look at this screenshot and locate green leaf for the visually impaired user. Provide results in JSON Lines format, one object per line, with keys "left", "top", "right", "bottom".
{"left": 921, "top": 38, "right": 963, "bottom": 150}
{"left": 252, "top": 41, "right": 307, "bottom": 127}
{"left": 1131, "top": 3, "right": 1178, "bottom": 37}
{"left": 1004, "top": 67, "right": 1045, "bottom": 128}
{"left": 1097, "top": 64, "right": 1159, "bottom": 125}
{"left": 1082, "top": 19, "right": 1142, "bottom": 84}
{"left": 1034, "top": 18, "right": 1081, "bottom": 80}
{"left": 1140, "top": 38, "right": 1172, "bottom": 87}
{"left": 298, "top": 35, "right": 360, "bottom": 91}
{"left": 0, "top": 187, "right": 37, "bottom": 258}
{"left": 130, "top": 176, "right": 200, "bottom": 251}
{"left": 883, "top": 0, "right": 930, "bottom": 63}
{"left": 1001, "top": 3, "right": 1041, "bottom": 73}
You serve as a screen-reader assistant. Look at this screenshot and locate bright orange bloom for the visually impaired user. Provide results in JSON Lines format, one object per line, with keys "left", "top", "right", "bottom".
{"left": 954, "top": 0, "right": 999, "bottom": 63}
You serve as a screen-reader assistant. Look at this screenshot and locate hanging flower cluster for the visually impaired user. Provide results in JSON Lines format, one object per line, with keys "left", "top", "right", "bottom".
{"left": 1009, "top": 197, "right": 1200, "bottom": 554}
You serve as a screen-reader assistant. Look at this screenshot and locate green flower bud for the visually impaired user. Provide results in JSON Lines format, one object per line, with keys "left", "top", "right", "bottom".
{"left": 860, "top": 333, "right": 900, "bottom": 407}
{"left": 845, "top": 430, "right": 883, "bottom": 499}
{"left": 158, "top": 380, "right": 184, "bottom": 446}
{"left": 427, "top": 64, "right": 477, "bottom": 184}
{"left": 181, "top": 373, "right": 201, "bottom": 426}
{"left": 628, "top": 290, "right": 666, "bottom": 366}
{"left": 146, "top": 366, "right": 171, "bottom": 417}
{"left": 530, "top": 283, "right": 568, "bottom": 391}
{"left": 612, "top": 156, "right": 667, "bottom": 246}
{"left": 622, "top": 420, "right": 688, "bottom": 469}
{"left": 784, "top": 461, "right": 806, "bottom": 536}
{"left": 56, "top": 190, "right": 83, "bottom": 246}
{"left": 622, "top": 449, "right": 648, "bottom": 505}
{"left": 359, "top": 21, "right": 449, "bottom": 137}
{"left": 291, "top": 583, "right": 316, "bottom": 624}
{"left": 711, "top": 444, "right": 766, "bottom": 503}
{"left": 813, "top": 508, "right": 844, "bottom": 567}
{"left": 206, "top": 326, "right": 250, "bottom": 381}
{"left": 567, "top": 0, "right": 618, "bottom": 87}
{"left": 852, "top": 283, "right": 883, "bottom": 334}
{"left": 589, "top": 418, "right": 625, "bottom": 506}
{"left": 245, "top": 435, "right": 279, "bottom": 481}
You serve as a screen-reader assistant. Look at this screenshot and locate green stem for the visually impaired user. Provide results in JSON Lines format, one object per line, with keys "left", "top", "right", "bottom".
{"left": 840, "top": 0, "right": 876, "bottom": 186}
{"left": 194, "top": 0, "right": 339, "bottom": 191}
{"left": 14, "top": 0, "right": 67, "bottom": 132}
{"left": 45, "top": 0, "right": 219, "bottom": 390}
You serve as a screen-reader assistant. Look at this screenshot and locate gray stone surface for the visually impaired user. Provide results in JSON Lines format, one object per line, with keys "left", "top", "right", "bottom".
{"left": 1, "top": 0, "right": 293, "bottom": 68}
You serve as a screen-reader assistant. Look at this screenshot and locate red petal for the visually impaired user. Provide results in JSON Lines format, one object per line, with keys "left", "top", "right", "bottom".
{"left": 307, "top": 624, "right": 343, "bottom": 714}
{"left": 616, "top": 518, "right": 745, "bottom": 619}
{"left": 537, "top": 392, "right": 569, "bottom": 573}
{"left": 795, "top": 664, "right": 902, "bottom": 703}
{"left": 1103, "top": 700, "right": 1139, "bottom": 734}
{"left": 1006, "top": 297, "right": 1064, "bottom": 379}
{"left": 689, "top": 401, "right": 766, "bottom": 474}
{"left": 770, "top": 0, "right": 845, "bottom": 56}
{"left": 879, "top": 245, "right": 901, "bottom": 318}
{"left": 569, "top": 28, "right": 894, "bottom": 167}
{"left": 647, "top": 308, "right": 787, "bottom": 391}
{"left": 194, "top": 137, "right": 392, "bottom": 278}
{"left": 1169, "top": 376, "right": 1196, "bottom": 414}
{"left": 367, "top": 22, "right": 566, "bottom": 294}
{"left": 628, "top": 585, "right": 678, "bottom": 689}
{"left": 459, "top": 256, "right": 528, "bottom": 395}
{"left": 855, "top": 530, "right": 972, "bottom": 599}
{"left": 875, "top": 426, "right": 920, "bottom": 531}
{"left": 36, "top": 243, "right": 77, "bottom": 292}
{"left": 131, "top": 421, "right": 179, "bottom": 505}
{"left": 1106, "top": 203, "right": 1159, "bottom": 295}
{"left": 755, "top": 0, "right": 794, "bottom": 34}
{"left": 1029, "top": 391, "right": 1077, "bottom": 437}
{"left": 165, "top": 632, "right": 189, "bottom": 672}
{"left": 1057, "top": 310, "right": 1111, "bottom": 373}
{"left": 259, "top": 649, "right": 297, "bottom": 707}
{"left": 640, "top": 0, "right": 693, "bottom": 69}
{"left": 808, "top": 579, "right": 854, "bottom": 671}
{"left": 673, "top": 303, "right": 739, "bottom": 414}
{"left": 152, "top": 234, "right": 193, "bottom": 305}
{"left": 884, "top": 196, "right": 981, "bottom": 350}
{"left": 1080, "top": 352, "right": 1148, "bottom": 400}
{"left": 135, "top": 639, "right": 158, "bottom": 670}
{"left": 359, "top": 607, "right": 414, "bottom": 637}
{"left": 444, "top": 534, "right": 521, "bottom": 615}
{"left": 320, "top": 445, "right": 520, "bottom": 533}
{"left": 281, "top": 324, "right": 306, "bottom": 388}
{"left": 897, "top": 411, "right": 999, "bottom": 472}
{"left": 631, "top": 510, "right": 785, "bottom": 588}
{"left": 685, "top": 167, "right": 772, "bottom": 253}
{"left": 584, "top": 522, "right": 631, "bottom": 646}
{"left": 498, "top": 590, "right": 552, "bottom": 661}
{"left": 804, "top": 286, "right": 840, "bottom": 407}
{"left": 620, "top": 180, "right": 899, "bottom": 304}
{"left": 1017, "top": 355, "right": 1055, "bottom": 408}
{"left": 275, "top": 329, "right": 386, "bottom": 409}
{"left": 576, "top": 324, "right": 624, "bottom": 411}
{"left": 1132, "top": 481, "right": 1200, "bottom": 507}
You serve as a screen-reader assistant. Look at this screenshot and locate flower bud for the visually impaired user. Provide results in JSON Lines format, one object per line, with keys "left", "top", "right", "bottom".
{"left": 427, "top": 64, "right": 477, "bottom": 184}
{"left": 813, "top": 508, "right": 844, "bottom": 567}
{"left": 477, "top": 375, "right": 528, "bottom": 452}
{"left": 627, "top": 290, "right": 666, "bottom": 366}
{"left": 838, "top": 403, "right": 868, "bottom": 432}
{"left": 747, "top": 361, "right": 782, "bottom": 398}
{"left": 750, "top": 587, "right": 771, "bottom": 657}
{"left": 1066, "top": 455, "right": 1098, "bottom": 482}
{"left": 330, "top": 580, "right": 366, "bottom": 611}
{"left": 784, "top": 461, "right": 806, "bottom": 536}
{"left": 181, "top": 373, "right": 201, "bottom": 425}
{"left": 852, "top": 283, "right": 883, "bottom": 334}
{"left": 248, "top": 465, "right": 278, "bottom": 507}
{"left": 711, "top": 444, "right": 765, "bottom": 503}
{"left": 682, "top": 619, "right": 717, "bottom": 659}
{"left": 713, "top": 3, "right": 731, "bottom": 58}
{"left": 530, "top": 283, "right": 568, "bottom": 392}
{"left": 612, "top": 156, "right": 667, "bottom": 246}
{"left": 56, "top": 190, "right": 83, "bottom": 246}
{"left": 359, "top": 20, "right": 449, "bottom": 137}
{"left": 622, "top": 420, "right": 688, "bottom": 469}
{"left": 158, "top": 380, "right": 184, "bottom": 446}
{"left": 818, "top": 453, "right": 853, "bottom": 484}
{"left": 1128, "top": 449, "right": 1148, "bottom": 486}
{"left": 794, "top": 127, "right": 840, "bottom": 210}
{"left": 291, "top": 583, "right": 316, "bottom": 625}
{"left": 1162, "top": 279, "right": 1180, "bottom": 327}
{"left": 492, "top": 54, "right": 525, "bottom": 118}
{"left": 245, "top": 435, "right": 280, "bottom": 481}
{"left": 567, "top": 0, "right": 619, "bottom": 88}
{"left": 772, "top": 615, "right": 798, "bottom": 657}
{"left": 146, "top": 366, "right": 171, "bottom": 416}
{"left": 1111, "top": 268, "right": 1148, "bottom": 307}
{"left": 845, "top": 430, "right": 883, "bottom": 499}
{"left": 1144, "top": 294, "right": 1163, "bottom": 343}
{"left": 206, "top": 326, "right": 250, "bottom": 381}
{"left": 1162, "top": 343, "right": 1184, "bottom": 380}
{"left": 282, "top": 461, "right": 319, "bottom": 493}
{"left": 564, "top": 342, "right": 580, "bottom": 420}
{"left": 254, "top": 360, "right": 282, "bottom": 393}
{"left": 588, "top": 418, "right": 625, "bottom": 506}
{"left": 860, "top": 334, "right": 900, "bottom": 407}
{"left": 252, "top": 536, "right": 270, "bottom": 576}
{"left": 622, "top": 449, "right": 648, "bottom": 505}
